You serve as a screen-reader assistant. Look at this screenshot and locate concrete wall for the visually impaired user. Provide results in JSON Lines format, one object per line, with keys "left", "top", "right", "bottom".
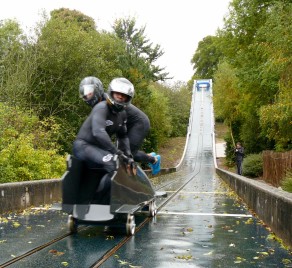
{"left": 0, "top": 179, "right": 61, "bottom": 213}
{"left": 216, "top": 168, "right": 292, "bottom": 249}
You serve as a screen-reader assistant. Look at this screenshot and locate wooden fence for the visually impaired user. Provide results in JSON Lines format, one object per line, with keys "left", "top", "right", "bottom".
{"left": 263, "top": 150, "right": 292, "bottom": 187}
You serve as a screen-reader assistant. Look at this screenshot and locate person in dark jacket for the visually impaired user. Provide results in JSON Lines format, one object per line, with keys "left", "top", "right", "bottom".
{"left": 234, "top": 142, "right": 244, "bottom": 175}
{"left": 78, "top": 76, "right": 161, "bottom": 175}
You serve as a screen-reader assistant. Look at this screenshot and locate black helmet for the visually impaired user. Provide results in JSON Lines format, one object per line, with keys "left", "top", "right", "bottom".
{"left": 79, "top": 76, "right": 104, "bottom": 107}
{"left": 106, "top": 78, "right": 134, "bottom": 112}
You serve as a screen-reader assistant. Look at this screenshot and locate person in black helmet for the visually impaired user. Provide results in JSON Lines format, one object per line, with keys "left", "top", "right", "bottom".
{"left": 79, "top": 76, "right": 161, "bottom": 175}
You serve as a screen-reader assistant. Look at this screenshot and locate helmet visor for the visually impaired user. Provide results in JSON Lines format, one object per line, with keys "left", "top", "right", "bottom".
{"left": 81, "top": 85, "right": 95, "bottom": 100}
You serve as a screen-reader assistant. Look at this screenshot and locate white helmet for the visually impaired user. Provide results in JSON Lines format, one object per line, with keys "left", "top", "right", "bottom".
{"left": 106, "top": 78, "right": 134, "bottom": 112}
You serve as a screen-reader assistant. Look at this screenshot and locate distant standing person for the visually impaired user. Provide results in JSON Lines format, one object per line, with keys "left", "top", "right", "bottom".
{"left": 234, "top": 142, "right": 244, "bottom": 175}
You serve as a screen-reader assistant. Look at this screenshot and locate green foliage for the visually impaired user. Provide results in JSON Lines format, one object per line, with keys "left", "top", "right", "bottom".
{"left": 168, "top": 84, "right": 192, "bottom": 137}
{"left": 281, "top": 170, "right": 292, "bottom": 193}
{"left": 155, "top": 81, "right": 192, "bottom": 137}
{"left": 0, "top": 19, "right": 22, "bottom": 60}
{"left": 259, "top": 87, "right": 292, "bottom": 151}
{"left": 145, "top": 83, "right": 172, "bottom": 146}
{"left": 224, "top": 133, "right": 237, "bottom": 166}
{"left": 257, "top": 3, "right": 292, "bottom": 151}
{"left": 191, "top": 35, "right": 222, "bottom": 79}
{"left": 140, "top": 81, "right": 191, "bottom": 154}
{"left": 0, "top": 134, "right": 65, "bottom": 183}
{"left": 0, "top": 103, "right": 60, "bottom": 148}
{"left": 0, "top": 19, "right": 37, "bottom": 107}
{"left": 141, "top": 129, "right": 159, "bottom": 160}
{"left": 27, "top": 9, "right": 125, "bottom": 151}
{"left": 50, "top": 8, "right": 96, "bottom": 32}
{"left": 200, "top": 0, "right": 292, "bottom": 153}
{"left": 240, "top": 119, "right": 266, "bottom": 154}
{"left": 213, "top": 61, "right": 240, "bottom": 123}
{"left": 242, "top": 153, "right": 263, "bottom": 178}
{"left": 221, "top": 0, "right": 275, "bottom": 54}
{"left": 113, "top": 17, "right": 171, "bottom": 82}
{"left": 34, "top": 12, "right": 122, "bottom": 113}
{"left": 0, "top": 103, "right": 66, "bottom": 183}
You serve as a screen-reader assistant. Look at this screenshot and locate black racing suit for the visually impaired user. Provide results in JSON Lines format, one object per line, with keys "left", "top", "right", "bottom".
{"left": 126, "top": 104, "right": 154, "bottom": 164}
{"left": 73, "top": 101, "right": 131, "bottom": 173}
{"left": 86, "top": 94, "right": 155, "bottom": 165}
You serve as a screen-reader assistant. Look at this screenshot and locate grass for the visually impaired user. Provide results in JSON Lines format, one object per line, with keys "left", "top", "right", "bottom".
{"left": 281, "top": 171, "right": 292, "bottom": 193}
{"left": 158, "top": 137, "right": 186, "bottom": 168}
{"left": 158, "top": 122, "right": 228, "bottom": 169}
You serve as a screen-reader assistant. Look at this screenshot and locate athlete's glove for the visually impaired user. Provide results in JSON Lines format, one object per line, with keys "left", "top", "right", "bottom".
{"left": 116, "top": 150, "right": 137, "bottom": 174}
{"left": 116, "top": 150, "right": 128, "bottom": 161}
{"left": 126, "top": 157, "right": 136, "bottom": 169}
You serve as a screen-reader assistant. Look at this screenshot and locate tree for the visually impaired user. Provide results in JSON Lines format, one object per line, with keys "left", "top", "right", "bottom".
{"left": 191, "top": 35, "right": 223, "bottom": 79}
{"left": 0, "top": 19, "right": 37, "bottom": 107}
{"left": 155, "top": 81, "right": 192, "bottom": 137}
{"left": 213, "top": 61, "right": 240, "bottom": 124}
{"left": 259, "top": 87, "right": 292, "bottom": 151}
{"left": 29, "top": 9, "right": 125, "bottom": 151}
{"left": 209, "top": 0, "right": 292, "bottom": 153}
{"left": 144, "top": 83, "right": 172, "bottom": 146}
{"left": 112, "top": 17, "right": 171, "bottom": 82}
{"left": 50, "top": 8, "right": 96, "bottom": 32}
{"left": 0, "top": 19, "right": 22, "bottom": 60}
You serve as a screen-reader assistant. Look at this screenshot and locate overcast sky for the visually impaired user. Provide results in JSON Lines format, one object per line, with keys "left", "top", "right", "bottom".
{"left": 0, "top": 0, "right": 231, "bottom": 83}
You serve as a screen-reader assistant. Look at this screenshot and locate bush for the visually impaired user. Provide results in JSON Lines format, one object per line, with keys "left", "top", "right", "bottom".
{"left": 0, "top": 134, "right": 66, "bottom": 183}
{"left": 242, "top": 153, "right": 263, "bottom": 178}
{"left": 281, "top": 170, "right": 292, "bottom": 193}
{"left": 0, "top": 103, "right": 66, "bottom": 183}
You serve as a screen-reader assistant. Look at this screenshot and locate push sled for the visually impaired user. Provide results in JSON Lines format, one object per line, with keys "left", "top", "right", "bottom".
{"left": 61, "top": 155, "right": 166, "bottom": 236}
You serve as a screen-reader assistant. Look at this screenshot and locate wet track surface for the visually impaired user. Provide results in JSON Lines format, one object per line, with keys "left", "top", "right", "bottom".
{"left": 1, "top": 89, "right": 292, "bottom": 267}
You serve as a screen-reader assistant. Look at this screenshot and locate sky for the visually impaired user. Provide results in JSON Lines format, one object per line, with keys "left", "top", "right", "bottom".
{"left": 0, "top": 0, "right": 231, "bottom": 83}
